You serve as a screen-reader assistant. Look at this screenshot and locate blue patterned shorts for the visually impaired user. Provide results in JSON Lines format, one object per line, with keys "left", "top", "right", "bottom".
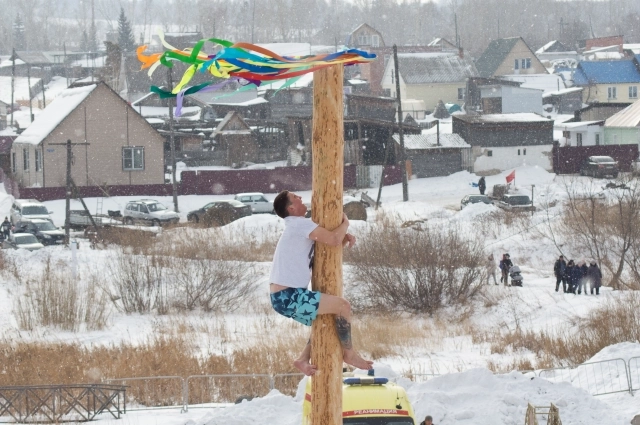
{"left": 270, "top": 287, "right": 321, "bottom": 326}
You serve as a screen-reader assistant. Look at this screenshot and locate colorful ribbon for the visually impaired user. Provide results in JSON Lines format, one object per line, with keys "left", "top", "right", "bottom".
{"left": 137, "top": 32, "right": 376, "bottom": 116}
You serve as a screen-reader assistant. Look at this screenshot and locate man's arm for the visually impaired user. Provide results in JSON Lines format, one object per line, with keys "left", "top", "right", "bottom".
{"left": 309, "top": 213, "right": 350, "bottom": 247}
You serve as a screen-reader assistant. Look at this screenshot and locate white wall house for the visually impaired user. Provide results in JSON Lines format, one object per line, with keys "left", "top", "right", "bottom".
{"left": 480, "top": 85, "right": 543, "bottom": 114}
{"left": 472, "top": 145, "right": 553, "bottom": 173}
{"left": 554, "top": 121, "right": 604, "bottom": 146}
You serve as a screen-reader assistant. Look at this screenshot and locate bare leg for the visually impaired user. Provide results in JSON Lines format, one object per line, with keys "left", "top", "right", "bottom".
{"left": 293, "top": 339, "right": 317, "bottom": 376}
{"left": 317, "top": 294, "right": 373, "bottom": 370}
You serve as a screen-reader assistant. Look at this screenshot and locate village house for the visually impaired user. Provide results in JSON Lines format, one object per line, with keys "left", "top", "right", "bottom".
{"left": 475, "top": 37, "right": 548, "bottom": 78}
{"left": 381, "top": 53, "right": 479, "bottom": 114}
{"left": 572, "top": 56, "right": 640, "bottom": 104}
{"left": 554, "top": 120, "right": 604, "bottom": 147}
{"left": 603, "top": 99, "right": 640, "bottom": 146}
{"left": 452, "top": 113, "right": 554, "bottom": 172}
{"left": 392, "top": 133, "right": 472, "bottom": 178}
{"left": 11, "top": 82, "right": 165, "bottom": 188}
{"left": 535, "top": 40, "right": 579, "bottom": 64}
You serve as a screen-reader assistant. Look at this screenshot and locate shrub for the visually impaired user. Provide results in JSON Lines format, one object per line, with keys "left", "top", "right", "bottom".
{"left": 346, "top": 217, "right": 485, "bottom": 314}
{"left": 15, "top": 257, "right": 109, "bottom": 331}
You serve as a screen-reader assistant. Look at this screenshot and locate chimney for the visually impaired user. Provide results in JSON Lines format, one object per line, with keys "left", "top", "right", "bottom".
{"left": 458, "top": 47, "right": 464, "bottom": 58}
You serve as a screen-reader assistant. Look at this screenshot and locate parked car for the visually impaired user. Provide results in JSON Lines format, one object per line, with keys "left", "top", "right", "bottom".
{"left": 234, "top": 193, "right": 274, "bottom": 214}
{"left": 2, "top": 233, "right": 44, "bottom": 251}
{"left": 496, "top": 194, "right": 534, "bottom": 211}
{"left": 123, "top": 200, "right": 180, "bottom": 226}
{"left": 580, "top": 156, "right": 619, "bottom": 178}
{"left": 69, "top": 210, "right": 105, "bottom": 229}
{"left": 10, "top": 199, "right": 53, "bottom": 224}
{"left": 187, "top": 200, "right": 252, "bottom": 226}
{"left": 13, "top": 219, "right": 65, "bottom": 245}
{"left": 460, "top": 194, "right": 491, "bottom": 210}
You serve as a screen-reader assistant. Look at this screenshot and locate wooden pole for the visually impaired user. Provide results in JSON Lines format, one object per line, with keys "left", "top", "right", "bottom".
{"left": 310, "top": 65, "right": 344, "bottom": 425}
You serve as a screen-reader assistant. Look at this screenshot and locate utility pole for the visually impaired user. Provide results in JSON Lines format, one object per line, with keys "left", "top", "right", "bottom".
{"left": 10, "top": 48, "right": 15, "bottom": 128}
{"left": 27, "top": 65, "right": 33, "bottom": 122}
{"left": 50, "top": 139, "right": 89, "bottom": 245}
{"left": 41, "top": 79, "right": 46, "bottom": 108}
{"left": 393, "top": 44, "right": 408, "bottom": 202}
{"left": 167, "top": 67, "right": 179, "bottom": 213}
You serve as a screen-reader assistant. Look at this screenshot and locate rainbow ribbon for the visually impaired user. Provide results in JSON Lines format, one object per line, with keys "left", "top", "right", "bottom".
{"left": 137, "top": 32, "right": 376, "bottom": 115}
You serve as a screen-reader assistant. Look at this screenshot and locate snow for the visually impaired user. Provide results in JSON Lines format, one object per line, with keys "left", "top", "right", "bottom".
{"left": 13, "top": 84, "right": 97, "bottom": 146}
{"left": 0, "top": 76, "right": 42, "bottom": 104}
{"left": 1, "top": 166, "right": 640, "bottom": 424}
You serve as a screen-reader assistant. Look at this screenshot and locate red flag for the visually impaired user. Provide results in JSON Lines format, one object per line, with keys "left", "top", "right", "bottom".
{"left": 506, "top": 170, "right": 515, "bottom": 184}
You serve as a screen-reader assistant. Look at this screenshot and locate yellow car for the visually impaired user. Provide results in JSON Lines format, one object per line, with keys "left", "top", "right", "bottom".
{"left": 302, "top": 371, "right": 416, "bottom": 425}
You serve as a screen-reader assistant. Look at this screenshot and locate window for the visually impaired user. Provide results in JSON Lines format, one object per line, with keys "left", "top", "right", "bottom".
{"left": 371, "top": 35, "right": 380, "bottom": 47}
{"left": 358, "top": 35, "right": 370, "bottom": 46}
{"left": 514, "top": 59, "right": 519, "bottom": 70}
{"left": 523, "top": 148, "right": 527, "bottom": 155}
{"left": 629, "top": 86, "right": 638, "bottom": 99}
{"left": 22, "top": 148, "right": 29, "bottom": 171}
{"left": 518, "top": 149, "right": 521, "bottom": 155}
{"left": 613, "top": 134, "right": 618, "bottom": 144}
{"left": 35, "top": 149, "right": 42, "bottom": 172}
{"left": 122, "top": 147, "right": 144, "bottom": 171}
{"left": 458, "top": 87, "right": 465, "bottom": 100}
{"left": 383, "top": 88, "right": 391, "bottom": 97}
{"left": 391, "top": 72, "right": 394, "bottom": 84}
{"left": 524, "top": 58, "right": 531, "bottom": 69}
{"left": 384, "top": 55, "right": 390, "bottom": 69}
{"left": 576, "top": 133, "right": 583, "bottom": 146}
{"left": 11, "top": 152, "right": 16, "bottom": 173}
{"left": 487, "top": 150, "right": 493, "bottom": 157}
{"left": 595, "top": 134, "right": 600, "bottom": 145}
{"left": 608, "top": 87, "right": 617, "bottom": 99}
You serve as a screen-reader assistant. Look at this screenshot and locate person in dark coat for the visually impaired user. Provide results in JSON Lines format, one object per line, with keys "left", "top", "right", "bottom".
{"left": 1, "top": 217, "right": 11, "bottom": 241}
{"left": 565, "top": 260, "right": 576, "bottom": 293}
{"left": 499, "top": 253, "right": 513, "bottom": 286}
{"left": 478, "top": 177, "right": 486, "bottom": 195}
{"left": 419, "top": 415, "right": 433, "bottom": 425}
{"left": 577, "top": 261, "right": 589, "bottom": 294}
{"left": 587, "top": 261, "right": 603, "bottom": 295}
{"left": 553, "top": 255, "right": 567, "bottom": 293}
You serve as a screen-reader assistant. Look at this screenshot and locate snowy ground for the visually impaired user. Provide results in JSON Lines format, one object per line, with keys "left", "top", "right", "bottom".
{"left": 1, "top": 165, "right": 639, "bottom": 424}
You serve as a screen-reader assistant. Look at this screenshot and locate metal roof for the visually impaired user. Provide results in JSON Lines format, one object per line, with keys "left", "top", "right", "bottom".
{"left": 475, "top": 37, "right": 520, "bottom": 78}
{"left": 454, "top": 113, "right": 552, "bottom": 124}
{"left": 573, "top": 60, "right": 640, "bottom": 85}
{"left": 392, "top": 133, "right": 470, "bottom": 150}
{"left": 604, "top": 99, "right": 640, "bottom": 127}
{"left": 396, "top": 54, "right": 478, "bottom": 84}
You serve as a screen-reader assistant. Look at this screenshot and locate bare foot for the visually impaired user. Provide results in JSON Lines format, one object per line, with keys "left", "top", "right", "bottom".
{"left": 294, "top": 359, "right": 318, "bottom": 376}
{"left": 343, "top": 350, "right": 373, "bottom": 370}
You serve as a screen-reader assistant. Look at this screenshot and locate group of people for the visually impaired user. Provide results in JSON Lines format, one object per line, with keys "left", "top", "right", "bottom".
{"left": 486, "top": 253, "right": 513, "bottom": 286}
{"left": 553, "top": 255, "right": 602, "bottom": 295}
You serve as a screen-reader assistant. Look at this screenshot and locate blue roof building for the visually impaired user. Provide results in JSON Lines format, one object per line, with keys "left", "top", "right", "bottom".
{"left": 572, "top": 58, "right": 640, "bottom": 104}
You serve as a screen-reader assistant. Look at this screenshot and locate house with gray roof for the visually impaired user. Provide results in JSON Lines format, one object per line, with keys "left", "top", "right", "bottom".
{"left": 603, "top": 99, "right": 640, "bottom": 147}
{"left": 476, "top": 37, "right": 547, "bottom": 78}
{"left": 392, "top": 132, "right": 472, "bottom": 178}
{"left": 381, "top": 53, "right": 479, "bottom": 112}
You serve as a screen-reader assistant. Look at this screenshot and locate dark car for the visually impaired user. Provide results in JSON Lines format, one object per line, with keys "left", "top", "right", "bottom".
{"left": 460, "top": 194, "right": 491, "bottom": 210}
{"left": 496, "top": 194, "right": 534, "bottom": 211}
{"left": 187, "top": 200, "right": 252, "bottom": 226}
{"left": 14, "top": 219, "right": 66, "bottom": 245}
{"left": 580, "top": 156, "right": 619, "bottom": 178}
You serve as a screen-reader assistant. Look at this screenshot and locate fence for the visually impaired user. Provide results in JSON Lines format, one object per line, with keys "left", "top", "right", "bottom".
{"left": 552, "top": 144, "right": 638, "bottom": 174}
{"left": 538, "top": 358, "right": 631, "bottom": 396}
{"left": 102, "top": 357, "right": 640, "bottom": 413}
{"left": 0, "top": 384, "right": 125, "bottom": 423}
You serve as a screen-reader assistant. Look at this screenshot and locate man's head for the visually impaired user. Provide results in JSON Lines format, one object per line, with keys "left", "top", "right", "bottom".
{"left": 559, "top": 255, "right": 564, "bottom": 260}
{"left": 273, "top": 191, "right": 307, "bottom": 218}
{"left": 424, "top": 416, "right": 433, "bottom": 425}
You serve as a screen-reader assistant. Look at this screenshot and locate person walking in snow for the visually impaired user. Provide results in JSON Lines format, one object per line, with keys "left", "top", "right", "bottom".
{"left": 420, "top": 415, "right": 434, "bottom": 425}
{"left": 487, "top": 253, "right": 498, "bottom": 285}
{"left": 499, "top": 253, "right": 512, "bottom": 286}
{"left": 587, "top": 261, "right": 603, "bottom": 295}
{"left": 577, "top": 261, "right": 589, "bottom": 294}
{"left": 1, "top": 217, "right": 11, "bottom": 241}
{"left": 269, "top": 190, "right": 372, "bottom": 376}
{"left": 478, "top": 177, "right": 486, "bottom": 195}
{"left": 553, "top": 255, "right": 567, "bottom": 293}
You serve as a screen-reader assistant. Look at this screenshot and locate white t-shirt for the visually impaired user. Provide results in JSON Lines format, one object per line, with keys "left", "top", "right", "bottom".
{"left": 270, "top": 216, "right": 319, "bottom": 288}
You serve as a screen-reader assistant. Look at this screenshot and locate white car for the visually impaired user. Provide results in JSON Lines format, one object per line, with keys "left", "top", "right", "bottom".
{"left": 10, "top": 199, "right": 54, "bottom": 224}
{"left": 3, "top": 233, "right": 45, "bottom": 251}
{"left": 234, "top": 193, "right": 274, "bottom": 214}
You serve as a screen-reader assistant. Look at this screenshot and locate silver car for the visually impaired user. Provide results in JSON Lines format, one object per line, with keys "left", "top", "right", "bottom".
{"left": 234, "top": 193, "right": 274, "bottom": 214}
{"left": 123, "top": 199, "right": 180, "bottom": 226}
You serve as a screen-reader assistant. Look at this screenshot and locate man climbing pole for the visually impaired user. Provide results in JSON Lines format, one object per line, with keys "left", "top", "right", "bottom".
{"left": 269, "top": 190, "right": 373, "bottom": 375}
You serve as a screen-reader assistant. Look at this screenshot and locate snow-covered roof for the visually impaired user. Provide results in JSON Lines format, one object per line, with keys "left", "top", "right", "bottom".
{"left": 554, "top": 120, "right": 603, "bottom": 129}
{"left": 605, "top": 99, "right": 640, "bottom": 128}
{"left": 14, "top": 84, "right": 97, "bottom": 146}
{"left": 212, "top": 97, "right": 268, "bottom": 107}
{"left": 393, "top": 133, "right": 469, "bottom": 150}
{"left": 71, "top": 56, "right": 106, "bottom": 68}
{"left": 536, "top": 40, "right": 557, "bottom": 54}
{"left": 257, "top": 72, "right": 314, "bottom": 93}
{"left": 0, "top": 57, "right": 25, "bottom": 67}
{"left": 501, "top": 74, "right": 566, "bottom": 95}
{"left": 454, "top": 113, "right": 552, "bottom": 124}
{"left": 0, "top": 76, "right": 42, "bottom": 104}
{"left": 542, "top": 87, "right": 582, "bottom": 97}
{"left": 257, "top": 43, "right": 311, "bottom": 57}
